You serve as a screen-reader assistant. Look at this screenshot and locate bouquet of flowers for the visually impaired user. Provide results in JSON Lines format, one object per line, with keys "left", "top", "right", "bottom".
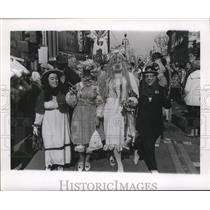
{"left": 121, "top": 90, "right": 138, "bottom": 116}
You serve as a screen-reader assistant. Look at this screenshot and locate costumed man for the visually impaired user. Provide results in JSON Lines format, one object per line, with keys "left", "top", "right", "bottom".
{"left": 134, "top": 65, "right": 168, "bottom": 173}
{"left": 101, "top": 49, "right": 132, "bottom": 170}
{"left": 66, "top": 59, "right": 104, "bottom": 171}
{"left": 103, "top": 48, "right": 139, "bottom": 150}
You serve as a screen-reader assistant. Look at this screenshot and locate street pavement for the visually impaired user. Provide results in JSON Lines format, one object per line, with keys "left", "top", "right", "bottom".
{"left": 24, "top": 120, "right": 200, "bottom": 174}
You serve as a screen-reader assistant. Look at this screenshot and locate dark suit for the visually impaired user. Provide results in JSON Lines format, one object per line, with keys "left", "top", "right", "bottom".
{"left": 135, "top": 80, "right": 167, "bottom": 170}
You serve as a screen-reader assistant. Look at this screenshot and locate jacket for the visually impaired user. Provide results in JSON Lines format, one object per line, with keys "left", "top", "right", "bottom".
{"left": 184, "top": 70, "right": 200, "bottom": 106}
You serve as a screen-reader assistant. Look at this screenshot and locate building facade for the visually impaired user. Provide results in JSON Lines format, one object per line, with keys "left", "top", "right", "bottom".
{"left": 167, "top": 30, "right": 189, "bottom": 64}
{"left": 167, "top": 30, "right": 200, "bottom": 64}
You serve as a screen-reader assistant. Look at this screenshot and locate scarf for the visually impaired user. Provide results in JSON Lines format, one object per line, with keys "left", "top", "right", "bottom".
{"left": 35, "top": 84, "right": 69, "bottom": 114}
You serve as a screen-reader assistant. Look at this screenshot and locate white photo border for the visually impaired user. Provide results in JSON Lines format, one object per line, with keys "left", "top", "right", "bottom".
{"left": 1, "top": 19, "right": 210, "bottom": 190}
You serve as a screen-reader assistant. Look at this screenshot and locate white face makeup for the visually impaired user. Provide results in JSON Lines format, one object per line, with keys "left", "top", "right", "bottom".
{"left": 48, "top": 73, "right": 59, "bottom": 88}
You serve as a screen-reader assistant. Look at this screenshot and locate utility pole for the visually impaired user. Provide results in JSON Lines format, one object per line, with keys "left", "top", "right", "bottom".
{"left": 107, "top": 30, "right": 110, "bottom": 53}
{"left": 122, "top": 33, "right": 129, "bottom": 60}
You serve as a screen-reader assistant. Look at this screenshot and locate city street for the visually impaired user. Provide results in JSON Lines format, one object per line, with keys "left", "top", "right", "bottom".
{"left": 24, "top": 120, "right": 199, "bottom": 174}
{"left": 10, "top": 30, "right": 200, "bottom": 174}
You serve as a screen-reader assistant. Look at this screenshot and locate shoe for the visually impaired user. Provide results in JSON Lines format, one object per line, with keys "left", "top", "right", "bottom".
{"left": 133, "top": 150, "right": 139, "bottom": 165}
{"left": 45, "top": 167, "right": 51, "bottom": 171}
{"left": 84, "top": 161, "right": 91, "bottom": 171}
{"left": 77, "top": 161, "right": 84, "bottom": 172}
{"left": 155, "top": 136, "right": 161, "bottom": 147}
{"left": 109, "top": 156, "right": 116, "bottom": 167}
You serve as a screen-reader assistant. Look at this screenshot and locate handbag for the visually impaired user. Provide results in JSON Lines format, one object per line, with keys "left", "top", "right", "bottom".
{"left": 32, "top": 132, "right": 44, "bottom": 152}
{"left": 86, "top": 130, "right": 103, "bottom": 153}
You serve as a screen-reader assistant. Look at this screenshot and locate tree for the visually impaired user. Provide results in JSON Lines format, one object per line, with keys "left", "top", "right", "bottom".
{"left": 154, "top": 32, "right": 169, "bottom": 55}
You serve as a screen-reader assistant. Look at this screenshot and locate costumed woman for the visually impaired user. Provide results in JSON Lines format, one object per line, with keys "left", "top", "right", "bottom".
{"left": 33, "top": 68, "right": 72, "bottom": 171}
{"left": 66, "top": 60, "right": 104, "bottom": 171}
{"left": 134, "top": 65, "right": 168, "bottom": 173}
{"left": 103, "top": 55, "right": 128, "bottom": 172}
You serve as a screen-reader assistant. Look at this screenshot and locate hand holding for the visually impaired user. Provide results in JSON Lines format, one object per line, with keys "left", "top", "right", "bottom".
{"left": 33, "top": 126, "right": 39, "bottom": 136}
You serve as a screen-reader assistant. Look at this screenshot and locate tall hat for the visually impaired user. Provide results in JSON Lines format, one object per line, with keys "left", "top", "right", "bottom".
{"left": 142, "top": 65, "right": 158, "bottom": 75}
{"left": 151, "top": 52, "right": 163, "bottom": 61}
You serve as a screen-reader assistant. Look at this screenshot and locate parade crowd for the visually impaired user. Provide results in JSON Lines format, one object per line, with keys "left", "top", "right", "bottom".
{"left": 11, "top": 47, "right": 200, "bottom": 173}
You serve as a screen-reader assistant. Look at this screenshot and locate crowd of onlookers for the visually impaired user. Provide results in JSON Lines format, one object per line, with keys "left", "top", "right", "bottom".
{"left": 136, "top": 50, "right": 200, "bottom": 137}
{"left": 11, "top": 49, "right": 200, "bottom": 146}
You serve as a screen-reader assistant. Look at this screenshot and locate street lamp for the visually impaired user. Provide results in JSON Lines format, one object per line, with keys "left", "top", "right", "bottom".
{"left": 122, "top": 33, "right": 129, "bottom": 60}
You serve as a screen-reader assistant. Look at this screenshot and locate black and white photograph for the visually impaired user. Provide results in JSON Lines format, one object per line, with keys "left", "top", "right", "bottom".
{"left": 10, "top": 29, "right": 200, "bottom": 173}
{"left": 1, "top": 19, "right": 210, "bottom": 191}
{"left": 1, "top": 1, "right": 210, "bottom": 208}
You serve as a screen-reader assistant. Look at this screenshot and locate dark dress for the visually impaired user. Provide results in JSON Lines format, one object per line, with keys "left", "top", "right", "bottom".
{"left": 135, "top": 80, "right": 167, "bottom": 170}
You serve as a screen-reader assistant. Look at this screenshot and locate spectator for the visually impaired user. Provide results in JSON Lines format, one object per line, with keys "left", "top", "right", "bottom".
{"left": 183, "top": 50, "right": 200, "bottom": 137}
{"left": 170, "top": 62, "right": 181, "bottom": 103}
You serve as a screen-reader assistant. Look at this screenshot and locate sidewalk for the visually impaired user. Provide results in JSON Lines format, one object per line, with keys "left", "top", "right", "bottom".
{"left": 171, "top": 101, "right": 189, "bottom": 132}
{"left": 163, "top": 122, "right": 200, "bottom": 174}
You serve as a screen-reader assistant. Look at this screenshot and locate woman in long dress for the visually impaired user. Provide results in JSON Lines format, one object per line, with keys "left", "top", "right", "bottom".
{"left": 33, "top": 68, "right": 72, "bottom": 170}
{"left": 103, "top": 62, "right": 127, "bottom": 172}
{"left": 66, "top": 64, "right": 104, "bottom": 171}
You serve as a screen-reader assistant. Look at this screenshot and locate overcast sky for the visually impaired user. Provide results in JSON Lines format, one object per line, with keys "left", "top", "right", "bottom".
{"left": 110, "top": 31, "right": 165, "bottom": 57}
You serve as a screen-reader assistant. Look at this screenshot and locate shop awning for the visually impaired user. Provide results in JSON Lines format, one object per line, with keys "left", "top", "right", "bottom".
{"left": 10, "top": 57, "right": 30, "bottom": 78}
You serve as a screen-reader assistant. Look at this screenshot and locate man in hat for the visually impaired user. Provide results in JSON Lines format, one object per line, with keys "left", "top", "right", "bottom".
{"left": 134, "top": 65, "right": 168, "bottom": 173}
